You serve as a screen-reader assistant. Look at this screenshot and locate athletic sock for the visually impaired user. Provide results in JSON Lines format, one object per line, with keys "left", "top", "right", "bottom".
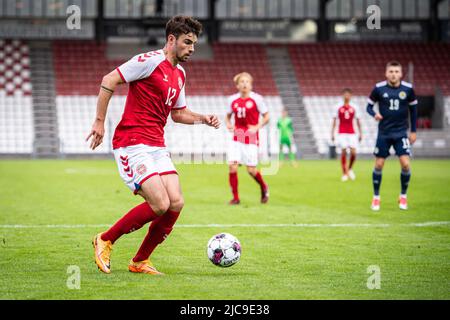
{"left": 133, "top": 210, "right": 180, "bottom": 262}
{"left": 341, "top": 152, "right": 347, "bottom": 174}
{"left": 252, "top": 171, "right": 267, "bottom": 190}
{"left": 101, "top": 202, "right": 159, "bottom": 244}
{"left": 229, "top": 172, "right": 239, "bottom": 200}
{"left": 349, "top": 153, "right": 356, "bottom": 169}
{"left": 372, "top": 169, "right": 382, "bottom": 196}
{"left": 400, "top": 169, "right": 411, "bottom": 195}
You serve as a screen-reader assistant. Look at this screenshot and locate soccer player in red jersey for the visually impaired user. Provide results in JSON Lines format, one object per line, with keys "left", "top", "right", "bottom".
{"left": 86, "top": 16, "right": 220, "bottom": 275}
{"left": 331, "top": 88, "right": 362, "bottom": 181}
{"left": 225, "top": 72, "right": 270, "bottom": 205}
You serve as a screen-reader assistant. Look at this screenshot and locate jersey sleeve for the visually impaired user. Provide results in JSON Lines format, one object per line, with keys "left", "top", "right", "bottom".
{"left": 254, "top": 94, "right": 268, "bottom": 114}
{"left": 367, "top": 87, "right": 379, "bottom": 105}
{"left": 116, "top": 52, "right": 161, "bottom": 83}
{"left": 366, "top": 86, "right": 378, "bottom": 117}
{"left": 173, "top": 86, "right": 186, "bottom": 110}
{"left": 408, "top": 87, "right": 418, "bottom": 106}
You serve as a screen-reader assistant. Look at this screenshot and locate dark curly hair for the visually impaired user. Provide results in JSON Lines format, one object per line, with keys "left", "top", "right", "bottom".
{"left": 166, "top": 15, "right": 203, "bottom": 40}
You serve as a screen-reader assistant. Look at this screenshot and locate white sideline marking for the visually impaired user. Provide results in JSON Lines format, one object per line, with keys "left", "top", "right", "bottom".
{"left": 0, "top": 221, "right": 449, "bottom": 229}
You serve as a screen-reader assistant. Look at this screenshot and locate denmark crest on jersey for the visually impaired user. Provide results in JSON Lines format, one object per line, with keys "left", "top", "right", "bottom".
{"left": 399, "top": 91, "right": 407, "bottom": 100}
{"left": 245, "top": 100, "right": 253, "bottom": 108}
{"left": 178, "top": 77, "right": 183, "bottom": 89}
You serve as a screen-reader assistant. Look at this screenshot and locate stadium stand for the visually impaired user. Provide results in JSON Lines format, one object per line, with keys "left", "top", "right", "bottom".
{"left": 53, "top": 41, "right": 282, "bottom": 156}
{"left": 0, "top": 40, "right": 34, "bottom": 154}
{"left": 2, "top": 39, "right": 448, "bottom": 157}
{"left": 289, "top": 42, "right": 450, "bottom": 96}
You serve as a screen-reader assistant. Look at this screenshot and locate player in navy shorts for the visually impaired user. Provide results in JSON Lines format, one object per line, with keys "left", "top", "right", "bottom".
{"left": 366, "top": 61, "right": 418, "bottom": 211}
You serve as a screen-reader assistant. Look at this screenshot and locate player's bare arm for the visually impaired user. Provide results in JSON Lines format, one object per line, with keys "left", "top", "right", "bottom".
{"left": 331, "top": 118, "right": 336, "bottom": 141}
{"left": 356, "top": 118, "right": 362, "bottom": 141}
{"left": 86, "top": 69, "right": 124, "bottom": 150}
{"left": 225, "top": 113, "right": 234, "bottom": 132}
{"left": 171, "top": 107, "right": 220, "bottom": 128}
{"left": 248, "top": 112, "right": 269, "bottom": 133}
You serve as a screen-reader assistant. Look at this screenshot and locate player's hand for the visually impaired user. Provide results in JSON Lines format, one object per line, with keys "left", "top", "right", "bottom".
{"left": 409, "top": 132, "right": 417, "bottom": 145}
{"left": 247, "top": 125, "right": 259, "bottom": 133}
{"left": 331, "top": 134, "right": 335, "bottom": 142}
{"left": 86, "top": 119, "right": 105, "bottom": 150}
{"left": 226, "top": 124, "right": 234, "bottom": 132}
{"left": 359, "top": 134, "right": 363, "bottom": 142}
{"left": 374, "top": 113, "right": 383, "bottom": 121}
{"left": 203, "top": 115, "right": 220, "bottom": 129}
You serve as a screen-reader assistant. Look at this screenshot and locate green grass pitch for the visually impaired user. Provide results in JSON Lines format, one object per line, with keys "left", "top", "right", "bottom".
{"left": 0, "top": 159, "right": 449, "bottom": 299}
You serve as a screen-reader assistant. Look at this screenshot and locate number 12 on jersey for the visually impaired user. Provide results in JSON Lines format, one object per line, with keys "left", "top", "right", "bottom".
{"left": 165, "top": 87, "right": 177, "bottom": 106}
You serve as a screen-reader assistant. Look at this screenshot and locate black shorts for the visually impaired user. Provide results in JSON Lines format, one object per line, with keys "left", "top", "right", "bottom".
{"left": 374, "top": 134, "right": 411, "bottom": 158}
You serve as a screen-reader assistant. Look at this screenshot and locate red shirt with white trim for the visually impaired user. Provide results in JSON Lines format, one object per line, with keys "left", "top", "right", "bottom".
{"left": 113, "top": 49, "right": 186, "bottom": 149}
{"left": 335, "top": 104, "right": 358, "bottom": 134}
{"left": 228, "top": 92, "right": 268, "bottom": 145}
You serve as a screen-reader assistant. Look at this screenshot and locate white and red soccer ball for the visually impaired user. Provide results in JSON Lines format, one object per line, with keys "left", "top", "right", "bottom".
{"left": 207, "top": 233, "right": 241, "bottom": 267}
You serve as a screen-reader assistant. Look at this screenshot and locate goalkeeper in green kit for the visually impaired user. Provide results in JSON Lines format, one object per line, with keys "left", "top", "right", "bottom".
{"left": 277, "top": 109, "right": 297, "bottom": 165}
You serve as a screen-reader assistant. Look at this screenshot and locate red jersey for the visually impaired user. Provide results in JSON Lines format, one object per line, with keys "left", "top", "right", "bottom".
{"left": 113, "top": 49, "right": 186, "bottom": 149}
{"left": 335, "top": 104, "right": 359, "bottom": 134}
{"left": 228, "top": 92, "right": 268, "bottom": 145}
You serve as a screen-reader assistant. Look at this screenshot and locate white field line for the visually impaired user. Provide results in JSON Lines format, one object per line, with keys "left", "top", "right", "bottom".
{"left": 0, "top": 221, "right": 449, "bottom": 229}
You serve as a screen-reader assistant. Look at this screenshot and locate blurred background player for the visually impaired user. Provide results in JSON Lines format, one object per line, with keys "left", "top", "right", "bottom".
{"left": 367, "top": 61, "right": 418, "bottom": 211}
{"left": 87, "top": 16, "right": 220, "bottom": 275}
{"left": 225, "top": 72, "right": 270, "bottom": 205}
{"left": 277, "top": 109, "right": 297, "bottom": 166}
{"left": 331, "top": 88, "right": 362, "bottom": 181}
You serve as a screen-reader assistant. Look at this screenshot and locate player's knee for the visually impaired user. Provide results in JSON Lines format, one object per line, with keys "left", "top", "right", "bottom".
{"left": 229, "top": 164, "right": 238, "bottom": 173}
{"left": 246, "top": 166, "right": 257, "bottom": 176}
{"left": 401, "top": 163, "right": 410, "bottom": 171}
{"left": 151, "top": 197, "right": 171, "bottom": 216}
{"left": 170, "top": 196, "right": 184, "bottom": 212}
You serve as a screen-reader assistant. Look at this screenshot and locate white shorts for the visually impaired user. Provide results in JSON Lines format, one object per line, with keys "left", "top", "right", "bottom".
{"left": 113, "top": 144, "right": 177, "bottom": 194}
{"left": 227, "top": 140, "right": 258, "bottom": 166}
{"left": 337, "top": 133, "right": 358, "bottom": 149}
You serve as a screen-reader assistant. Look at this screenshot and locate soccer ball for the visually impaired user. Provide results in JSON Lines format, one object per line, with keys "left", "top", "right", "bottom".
{"left": 207, "top": 233, "right": 241, "bottom": 267}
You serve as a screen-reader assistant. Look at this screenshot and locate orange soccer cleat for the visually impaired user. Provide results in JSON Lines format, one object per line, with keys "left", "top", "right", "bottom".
{"left": 92, "top": 233, "right": 113, "bottom": 274}
{"left": 128, "top": 259, "right": 164, "bottom": 275}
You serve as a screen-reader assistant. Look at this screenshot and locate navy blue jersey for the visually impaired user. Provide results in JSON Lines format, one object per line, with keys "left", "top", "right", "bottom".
{"left": 366, "top": 81, "right": 418, "bottom": 137}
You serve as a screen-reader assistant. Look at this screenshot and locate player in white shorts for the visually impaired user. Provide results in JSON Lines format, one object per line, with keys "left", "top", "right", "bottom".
{"left": 225, "top": 72, "right": 270, "bottom": 205}
{"left": 331, "top": 88, "right": 362, "bottom": 181}
{"left": 86, "top": 16, "right": 220, "bottom": 276}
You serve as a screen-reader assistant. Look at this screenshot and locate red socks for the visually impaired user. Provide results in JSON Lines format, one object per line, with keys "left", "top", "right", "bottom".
{"left": 229, "top": 172, "right": 239, "bottom": 200}
{"left": 230, "top": 171, "right": 267, "bottom": 199}
{"left": 133, "top": 210, "right": 180, "bottom": 262}
{"left": 253, "top": 171, "right": 267, "bottom": 190}
{"left": 349, "top": 153, "right": 356, "bottom": 170}
{"left": 101, "top": 202, "right": 159, "bottom": 244}
{"left": 341, "top": 152, "right": 347, "bottom": 174}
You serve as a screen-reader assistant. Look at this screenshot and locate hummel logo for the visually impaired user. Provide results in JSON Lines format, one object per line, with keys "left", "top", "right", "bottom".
{"left": 383, "top": 93, "right": 389, "bottom": 98}
{"left": 163, "top": 74, "right": 168, "bottom": 82}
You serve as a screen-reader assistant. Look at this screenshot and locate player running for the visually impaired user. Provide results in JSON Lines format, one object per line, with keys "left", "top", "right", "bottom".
{"left": 86, "top": 16, "right": 220, "bottom": 275}
{"left": 366, "top": 61, "right": 418, "bottom": 211}
{"left": 225, "top": 72, "right": 270, "bottom": 205}
{"left": 331, "top": 88, "right": 362, "bottom": 181}
{"left": 277, "top": 109, "right": 297, "bottom": 166}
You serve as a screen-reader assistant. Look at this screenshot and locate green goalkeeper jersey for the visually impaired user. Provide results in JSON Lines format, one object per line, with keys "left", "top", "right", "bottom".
{"left": 277, "top": 117, "right": 294, "bottom": 142}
